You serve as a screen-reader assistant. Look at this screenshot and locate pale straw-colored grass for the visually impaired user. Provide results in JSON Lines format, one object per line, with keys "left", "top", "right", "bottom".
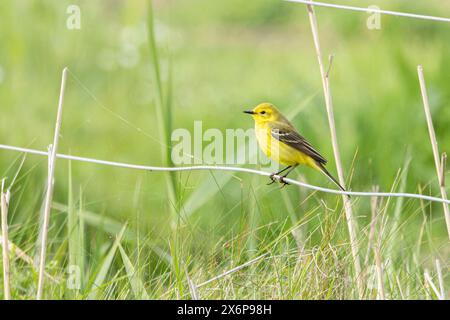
{"left": 36, "top": 67, "right": 68, "bottom": 300}
{"left": 417, "top": 65, "right": 450, "bottom": 240}
{"left": 1, "top": 179, "right": 11, "bottom": 300}
{"left": 305, "top": 1, "right": 363, "bottom": 298}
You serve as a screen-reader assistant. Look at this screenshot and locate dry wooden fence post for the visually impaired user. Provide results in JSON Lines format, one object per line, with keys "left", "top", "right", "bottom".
{"left": 305, "top": 1, "right": 363, "bottom": 298}
{"left": 1, "top": 179, "right": 11, "bottom": 300}
{"left": 36, "top": 67, "right": 68, "bottom": 300}
{"left": 417, "top": 65, "right": 450, "bottom": 241}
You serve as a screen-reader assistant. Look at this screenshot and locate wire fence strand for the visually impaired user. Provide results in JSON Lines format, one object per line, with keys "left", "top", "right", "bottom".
{"left": 285, "top": 0, "right": 450, "bottom": 23}
{"left": 1, "top": 143, "right": 449, "bottom": 205}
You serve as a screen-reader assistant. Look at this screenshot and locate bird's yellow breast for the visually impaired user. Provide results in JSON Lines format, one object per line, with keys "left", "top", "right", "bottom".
{"left": 255, "top": 123, "right": 316, "bottom": 167}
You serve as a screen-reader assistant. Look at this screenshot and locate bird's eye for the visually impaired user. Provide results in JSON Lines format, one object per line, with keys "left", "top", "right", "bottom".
{"left": 260, "top": 111, "right": 266, "bottom": 114}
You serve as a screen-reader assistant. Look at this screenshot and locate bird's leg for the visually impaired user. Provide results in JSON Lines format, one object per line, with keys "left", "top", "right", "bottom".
{"left": 267, "top": 166, "right": 291, "bottom": 185}
{"left": 279, "top": 165, "right": 298, "bottom": 187}
{"left": 280, "top": 178, "right": 289, "bottom": 188}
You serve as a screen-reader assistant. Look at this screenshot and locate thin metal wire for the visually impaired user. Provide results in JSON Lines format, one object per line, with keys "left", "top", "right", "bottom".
{"left": 1, "top": 143, "right": 449, "bottom": 205}
{"left": 285, "top": 0, "right": 450, "bottom": 23}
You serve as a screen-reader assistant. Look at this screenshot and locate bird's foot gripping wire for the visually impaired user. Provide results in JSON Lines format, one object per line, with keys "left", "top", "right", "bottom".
{"left": 267, "top": 174, "right": 277, "bottom": 185}
{"left": 267, "top": 174, "right": 290, "bottom": 187}
{"left": 280, "top": 177, "right": 290, "bottom": 188}
{"left": 267, "top": 166, "right": 292, "bottom": 186}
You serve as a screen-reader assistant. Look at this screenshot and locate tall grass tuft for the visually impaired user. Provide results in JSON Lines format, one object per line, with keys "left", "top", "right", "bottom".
{"left": 67, "top": 162, "right": 85, "bottom": 297}
{"left": 87, "top": 223, "right": 128, "bottom": 299}
{"left": 146, "top": 0, "right": 178, "bottom": 225}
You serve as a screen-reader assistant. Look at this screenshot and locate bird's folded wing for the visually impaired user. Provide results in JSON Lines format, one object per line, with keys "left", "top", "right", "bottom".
{"left": 270, "top": 124, "right": 327, "bottom": 164}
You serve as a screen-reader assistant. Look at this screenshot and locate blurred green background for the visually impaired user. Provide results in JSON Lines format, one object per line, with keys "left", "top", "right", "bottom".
{"left": 0, "top": 0, "right": 449, "bottom": 299}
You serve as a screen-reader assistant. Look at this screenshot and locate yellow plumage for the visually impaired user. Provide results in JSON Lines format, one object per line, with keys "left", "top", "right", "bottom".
{"left": 255, "top": 123, "right": 318, "bottom": 168}
{"left": 244, "top": 102, "right": 346, "bottom": 191}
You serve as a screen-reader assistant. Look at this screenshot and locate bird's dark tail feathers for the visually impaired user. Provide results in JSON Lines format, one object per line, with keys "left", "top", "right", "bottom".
{"left": 316, "top": 162, "right": 350, "bottom": 198}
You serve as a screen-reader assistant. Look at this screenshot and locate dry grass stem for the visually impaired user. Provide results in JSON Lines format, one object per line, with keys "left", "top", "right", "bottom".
{"left": 417, "top": 65, "right": 450, "bottom": 240}
{"left": 374, "top": 218, "right": 387, "bottom": 300}
{"left": 197, "top": 253, "right": 268, "bottom": 288}
{"left": 440, "top": 153, "right": 446, "bottom": 187}
{"left": 36, "top": 67, "right": 68, "bottom": 300}
{"left": 0, "top": 236, "right": 59, "bottom": 283}
{"left": 1, "top": 179, "right": 11, "bottom": 299}
{"left": 305, "top": 1, "right": 363, "bottom": 298}
{"left": 435, "top": 259, "right": 445, "bottom": 299}
{"left": 365, "top": 185, "right": 380, "bottom": 266}
{"left": 184, "top": 266, "right": 200, "bottom": 300}
{"left": 374, "top": 246, "right": 385, "bottom": 300}
{"left": 424, "top": 269, "right": 443, "bottom": 300}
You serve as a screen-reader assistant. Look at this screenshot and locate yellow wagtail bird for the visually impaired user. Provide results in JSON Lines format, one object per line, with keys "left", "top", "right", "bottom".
{"left": 244, "top": 102, "right": 346, "bottom": 191}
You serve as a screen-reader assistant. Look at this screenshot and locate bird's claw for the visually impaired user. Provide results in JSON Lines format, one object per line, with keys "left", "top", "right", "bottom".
{"left": 267, "top": 174, "right": 290, "bottom": 187}
{"left": 267, "top": 174, "right": 277, "bottom": 185}
{"left": 280, "top": 177, "right": 290, "bottom": 188}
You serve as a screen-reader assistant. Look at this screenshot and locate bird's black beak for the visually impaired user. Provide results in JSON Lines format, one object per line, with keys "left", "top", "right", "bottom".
{"left": 243, "top": 110, "right": 255, "bottom": 115}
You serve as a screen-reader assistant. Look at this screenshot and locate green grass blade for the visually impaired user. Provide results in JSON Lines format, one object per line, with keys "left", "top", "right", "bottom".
{"left": 67, "top": 162, "right": 82, "bottom": 274}
{"left": 182, "top": 171, "right": 237, "bottom": 218}
{"left": 78, "top": 188, "right": 86, "bottom": 289}
{"left": 87, "top": 223, "right": 127, "bottom": 299}
{"left": 53, "top": 202, "right": 136, "bottom": 242}
{"left": 147, "top": 0, "right": 178, "bottom": 222}
{"left": 118, "top": 243, "right": 149, "bottom": 300}
{"left": 67, "top": 161, "right": 81, "bottom": 296}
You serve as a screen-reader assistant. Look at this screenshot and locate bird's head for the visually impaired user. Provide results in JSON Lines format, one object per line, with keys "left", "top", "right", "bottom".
{"left": 243, "top": 103, "right": 280, "bottom": 124}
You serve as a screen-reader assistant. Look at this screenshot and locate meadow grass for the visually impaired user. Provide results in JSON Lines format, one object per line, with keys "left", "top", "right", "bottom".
{"left": 0, "top": 0, "right": 449, "bottom": 299}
